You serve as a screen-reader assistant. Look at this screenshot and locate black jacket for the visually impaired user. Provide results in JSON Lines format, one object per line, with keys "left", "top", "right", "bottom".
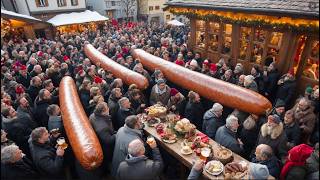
{"left": 34, "top": 99, "right": 51, "bottom": 128}
{"left": 1, "top": 157, "right": 39, "bottom": 180}
{"left": 263, "top": 70, "right": 279, "bottom": 99}
{"left": 202, "top": 110, "right": 225, "bottom": 140}
{"left": 26, "top": 85, "right": 41, "bottom": 104}
{"left": 215, "top": 126, "right": 244, "bottom": 155}
{"left": 184, "top": 101, "right": 205, "bottom": 131}
{"left": 115, "top": 108, "right": 134, "bottom": 131}
{"left": 16, "top": 106, "right": 37, "bottom": 129}
{"left": 79, "top": 89, "right": 90, "bottom": 115}
{"left": 275, "top": 79, "right": 296, "bottom": 105}
{"left": 252, "top": 156, "right": 281, "bottom": 179}
{"left": 284, "top": 122, "right": 301, "bottom": 146}
{"left": 16, "top": 73, "right": 31, "bottom": 89}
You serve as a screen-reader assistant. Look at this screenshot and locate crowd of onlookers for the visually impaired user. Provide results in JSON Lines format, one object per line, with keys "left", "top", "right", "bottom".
{"left": 1, "top": 21, "right": 319, "bottom": 180}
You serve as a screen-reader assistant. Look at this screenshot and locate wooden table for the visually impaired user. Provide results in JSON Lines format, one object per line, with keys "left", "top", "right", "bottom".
{"left": 144, "top": 123, "right": 274, "bottom": 179}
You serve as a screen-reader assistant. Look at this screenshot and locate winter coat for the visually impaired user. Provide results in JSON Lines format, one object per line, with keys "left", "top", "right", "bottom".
{"left": 252, "top": 156, "right": 281, "bottom": 179}
{"left": 291, "top": 104, "right": 316, "bottom": 138}
{"left": 79, "top": 89, "right": 90, "bottom": 115}
{"left": 184, "top": 101, "right": 205, "bottom": 131}
{"left": 245, "top": 81, "right": 258, "bottom": 92}
{"left": 285, "top": 165, "right": 308, "bottom": 180}
{"left": 215, "top": 126, "right": 244, "bottom": 155}
{"left": 108, "top": 96, "right": 120, "bottom": 123}
{"left": 16, "top": 73, "right": 31, "bottom": 89}
{"left": 89, "top": 113, "right": 116, "bottom": 162}
{"left": 48, "top": 116, "right": 63, "bottom": 133}
{"left": 149, "top": 85, "right": 171, "bottom": 106}
{"left": 115, "top": 108, "right": 134, "bottom": 131}
{"left": 253, "top": 73, "right": 265, "bottom": 94}
{"left": 240, "top": 118, "right": 262, "bottom": 158}
{"left": 256, "top": 123, "right": 288, "bottom": 162}
{"left": 263, "top": 70, "right": 279, "bottom": 99}
{"left": 167, "top": 94, "right": 187, "bottom": 116}
{"left": 116, "top": 147, "right": 163, "bottom": 180}
{"left": 34, "top": 99, "right": 51, "bottom": 128}
{"left": 26, "top": 85, "right": 41, "bottom": 103}
{"left": 306, "top": 149, "right": 319, "bottom": 175}
{"left": 111, "top": 125, "right": 143, "bottom": 176}
{"left": 1, "top": 157, "right": 39, "bottom": 179}
{"left": 202, "top": 110, "right": 225, "bottom": 139}
{"left": 284, "top": 122, "right": 301, "bottom": 147}
{"left": 276, "top": 79, "right": 296, "bottom": 105}
{"left": 187, "top": 167, "right": 201, "bottom": 180}
{"left": 28, "top": 139, "right": 64, "bottom": 178}
{"left": 16, "top": 106, "right": 37, "bottom": 129}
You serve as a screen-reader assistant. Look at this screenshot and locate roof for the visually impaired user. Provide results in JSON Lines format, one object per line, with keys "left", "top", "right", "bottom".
{"left": 47, "top": 10, "right": 108, "bottom": 26}
{"left": 165, "top": 0, "right": 319, "bottom": 19}
{"left": 1, "top": 9, "right": 46, "bottom": 23}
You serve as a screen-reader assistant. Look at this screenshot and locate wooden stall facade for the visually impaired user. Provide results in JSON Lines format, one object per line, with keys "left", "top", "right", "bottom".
{"left": 165, "top": 0, "right": 319, "bottom": 96}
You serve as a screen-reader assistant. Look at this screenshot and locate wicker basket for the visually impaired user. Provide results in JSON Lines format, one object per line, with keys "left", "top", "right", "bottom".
{"left": 213, "top": 148, "right": 234, "bottom": 165}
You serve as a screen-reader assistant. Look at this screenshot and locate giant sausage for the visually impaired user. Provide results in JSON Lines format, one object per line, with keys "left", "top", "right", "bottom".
{"left": 132, "top": 49, "right": 272, "bottom": 115}
{"left": 59, "top": 76, "right": 103, "bottom": 170}
{"left": 84, "top": 44, "right": 149, "bottom": 90}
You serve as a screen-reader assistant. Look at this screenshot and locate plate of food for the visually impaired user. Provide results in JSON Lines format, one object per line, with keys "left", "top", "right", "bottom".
{"left": 147, "top": 117, "right": 161, "bottom": 127}
{"left": 214, "top": 147, "right": 233, "bottom": 164}
{"left": 180, "top": 146, "right": 193, "bottom": 155}
{"left": 205, "top": 160, "right": 224, "bottom": 176}
{"left": 224, "top": 162, "right": 248, "bottom": 180}
{"left": 161, "top": 129, "right": 177, "bottom": 144}
{"left": 146, "top": 104, "right": 167, "bottom": 117}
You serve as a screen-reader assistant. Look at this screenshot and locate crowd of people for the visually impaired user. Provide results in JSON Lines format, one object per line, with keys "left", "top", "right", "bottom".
{"left": 1, "top": 20, "right": 319, "bottom": 180}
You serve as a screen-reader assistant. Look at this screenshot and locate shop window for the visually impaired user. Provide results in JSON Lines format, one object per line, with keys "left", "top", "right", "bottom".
{"left": 208, "top": 22, "right": 220, "bottom": 52}
{"left": 251, "top": 29, "right": 266, "bottom": 64}
{"left": 155, "top": 6, "right": 160, "bottom": 10}
{"left": 303, "top": 41, "right": 319, "bottom": 80}
{"left": 221, "top": 24, "right": 232, "bottom": 54}
{"left": 239, "top": 27, "right": 251, "bottom": 60}
{"left": 149, "top": 6, "right": 153, "bottom": 11}
{"left": 266, "top": 32, "right": 283, "bottom": 62}
{"left": 71, "top": 0, "right": 78, "bottom": 6}
{"left": 36, "top": 0, "right": 48, "bottom": 7}
{"left": 57, "top": 0, "right": 66, "bottom": 7}
{"left": 195, "top": 20, "right": 206, "bottom": 49}
{"left": 292, "top": 36, "right": 306, "bottom": 75}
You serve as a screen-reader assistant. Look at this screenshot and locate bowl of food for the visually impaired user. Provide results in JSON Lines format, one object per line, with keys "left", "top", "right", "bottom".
{"left": 213, "top": 146, "right": 233, "bottom": 165}
{"left": 161, "top": 129, "right": 177, "bottom": 144}
{"left": 180, "top": 146, "right": 193, "bottom": 155}
{"left": 205, "top": 160, "right": 224, "bottom": 176}
{"left": 146, "top": 104, "right": 167, "bottom": 118}
{"left": 147, "top": 117, "right": 161, "bottom": 127}
{"left": 224, "top": 162, "right": 248, "bottom": 180}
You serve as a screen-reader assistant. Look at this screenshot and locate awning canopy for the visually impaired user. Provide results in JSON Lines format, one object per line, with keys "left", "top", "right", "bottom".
{"left": 167, "top": 19, "right": 185, "bottom": 26}
{"left": 1, "top": 9, "right": 45, "bottom": 24}
{"left": 47, "top": 10, "right": 108, "bottom": 26}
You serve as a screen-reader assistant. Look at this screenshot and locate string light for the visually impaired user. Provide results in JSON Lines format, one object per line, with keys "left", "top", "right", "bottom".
{"left": 168, "top": 7, "right": 319, "bottom": 33}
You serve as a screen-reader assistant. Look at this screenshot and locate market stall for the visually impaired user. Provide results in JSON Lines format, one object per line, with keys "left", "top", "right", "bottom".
{"left": 47, "top": 10, "right": 108, "bottom": 33}
{"left": 164, "top": 0, "right": 319, "bottom": 95}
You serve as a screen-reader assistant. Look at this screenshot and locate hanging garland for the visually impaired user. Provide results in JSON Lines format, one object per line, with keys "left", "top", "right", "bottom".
{"left": 168, "top": 7, "right": 319, "bottom": 33}
{"left": 1, "top": 18, "right": 11, "bottom": 38}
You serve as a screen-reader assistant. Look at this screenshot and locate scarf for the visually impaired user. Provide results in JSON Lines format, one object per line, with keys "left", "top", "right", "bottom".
{"left": 155, "top": 84, "right": 167, "bottom": 95}
{"left": 280, "top": 144, "right": 313, "bottom": 180}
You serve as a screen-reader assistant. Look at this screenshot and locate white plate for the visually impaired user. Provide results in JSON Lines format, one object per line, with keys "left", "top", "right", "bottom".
{"left": 162, "top": 138, "right": 177, "bottom": 144}
{"left": 205, "top": 160, "right": 224, "bottom": 176}
{"left": 180, "top": 148, "right": 193, "bottom": 155}
{"left": 147, "top": 118, "right": 161, "bottom": 127}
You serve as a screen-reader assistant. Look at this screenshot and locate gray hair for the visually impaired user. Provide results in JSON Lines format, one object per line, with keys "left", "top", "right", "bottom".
{"left": 125, "top": 115, "right": 138, "bottom": 129}
{"left": 244, "top": 75, "right": 255, "bottom": 84}
{"left": 47, "top": 104, "right": 59, "bottom": 116}
{"left": 211, "top": 103, "right": 223, "bottom": 112}
{"left": 118, "top": 97, "right": 129, "bottom": 109}
{"left": 225, "top": 115, "right": 238, "bottom": 128}
{"left": 128, "top": 139, "right": 145, "bottom": 157}
{"left": 31, "top": 127, "right": 47, "bottom": 142}
{"left": 94, "top": 102, "right": 108, "bottom": 115}
{"left": 1, "top": 144, "right": 19, "bottom": 164}
{"left": 257, "top": 144, "right": 273, "bottom": 160}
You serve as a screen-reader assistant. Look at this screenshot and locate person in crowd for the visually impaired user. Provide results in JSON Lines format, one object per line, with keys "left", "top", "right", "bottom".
{"left": 280, "top": 144, "right": 314, "bottom": 180}
{"left": 28, "top": 127, "right": 64, "bottom": 178}
{"left": 111, "top": 115, "right": 144, "bottom": 177}
{"left": 240, "top": 114, "right": 263, "bottom": 159}
{"left": 233, "top": 63, "right": 244, "bottom": 83}
{"left": 117, "top": 139, "right": 163, "bottom": 180}
{"left": 250, "top": 65, "right": 264, "bottom": 94}
{"left": 184, "top": 91, "right": 205, "bottom": 130}
{"left": 133, "top": 63, "right": 152, "bottom": 83}
{"left": 43, "top": 79, "right": 59, "bottom": 104}
{"left": 116, "top": 97, "right": 134, "bottom": 131}
{"left": 283, "top": 110, "right": 301, "bottom": 149}
{"left": 79, "top": 79, "right": 91, "bottom": 115}
{"left": 263, "top": 62, "right": 279, "bottom": 100}
{"left": 275, "top": 71, "right": 296, "bottom": 106}
{"left": 201, "top": 60, "right": 210, "bottom": 75}
{"left": 248, "top": 163, "right": 270, "bottom": 180}
{"left": 87, "top": 95, "right": 104, "bottom": 116}
{"left": 291, "top": 97, "right": 316, "bottom": 144}
{"left": 1, "top": 129, "right": 14, "bottom": 149}
{"left": 186, "top": 59, "right": 200, "bottom": 72}
{"left": 89, "top": 102, "right": 116, "bottom": 170}
{"left": 34, "top": 89, "right": 52, "bottom": 128}
{"left": 167, "top": 88, "right": 186, "bottom": 115}
{"left": 187, "top": 160, "right": 205, "bottom": 180}
{"left": 47, "top": 104, "right": 63, "bottom": 133}
{"left": 215, "top": 115, "right": 244, "bottom": 155}
{"left": 270, "top": 99, "right": 286, "bottom": 121}
{"left": 244, "top": 75, "right": 258, "bottom": 92}
{"left": 1, "top": 144, "right": 39, "bottom": 179}
{"left": 208, "top": 63, "right": 219, "bottom": 78}
{"left": 305, "top": 143, "right": 319, "bottom": 180}
{"left": 16, "top": 65, "right": 31, "bottom": 89}
{"left": 149, "top": 79, "right": 171, "bottom": 106}
{"left": 127, "top": 88, "right": 147, "bottom": 114}
{"left": 256, "top": 114, "right": 288, "bottom": 163}
{"left": 150, "top": 69, "right": 166, "bottom": 87}
{"left": 27, "top": 76, "right": 42, "bottom": 103}
{"left": 29, "top": 65, "right": 43, "bottom": 78}
{"left": 202, "top": 103, "right": 224, "bottom": 139}
{"left": 16, "top": 96, "right": 37, "bottom": 129}
{"left": 108, "top": 88, "right": 123, "bottom": 122}
{"left": 221, "top": 69, "right": 236, "bottom": 84}
{"left": 237, "top": 74, "right": 246, "bottom": 87}
{"left": 252, "top": 144, "right": 281, "bottom": 178}
{"left": 310, "top": 87, "right": 319, "bottom": 114}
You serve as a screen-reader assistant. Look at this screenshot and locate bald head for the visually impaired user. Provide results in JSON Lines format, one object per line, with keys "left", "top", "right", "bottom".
{"left": 255, "top": 144, "right": 273, "bottom": 161}
{"left": 128, "top": 139, "right": 145, "bottom": 157}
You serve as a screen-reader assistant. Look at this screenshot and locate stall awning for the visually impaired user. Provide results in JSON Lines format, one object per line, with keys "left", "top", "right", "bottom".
{"left": 1, "top": 9, "right": 45, "bottom": 24}
{"left": 47, "top": 10, "right": 108, "bottom": 27}
{"left": 167, "top": 19, "right": 185, "bottom": 26}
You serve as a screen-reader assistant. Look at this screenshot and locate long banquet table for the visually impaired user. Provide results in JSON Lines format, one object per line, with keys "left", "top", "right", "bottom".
{"left": 143, "top": 124, "right": 274, "bottom": 179}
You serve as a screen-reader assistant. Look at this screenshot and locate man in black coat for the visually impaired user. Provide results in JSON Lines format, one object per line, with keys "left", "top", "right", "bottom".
{"left": 16, "top": 65, "right": 31, "bottom": 89}
{"left": 1, "top": 144, "right": 39, "bottom": 179}
{"left": 16, "top": 96, "right": 37, "bottom": 129}
{"left": 263, "top": 63, "right": 279, "bottom": 101}
{"left": 184, "top": 91, "right": 204, "bottom": 130}
{"left": 108, "top": 88, "right": 123, "bottom": 124}
{"left": 89, "top": 102, "right": 116, "bottom": 170}
{"left": 115, "top": 97, "right": 134, "bottom": 131}
{"left": 26, "top": 76, "right": 42, "bottom": 104}
{"left": 28, "top": 127, "right": 64, "bottom": 178}
{"left": 34, "top": 89, "right": 52, "bottom": 128}
{"left": 202, "top": 103, "right": 225, "bottom": 139}
{"left": 275, "top": 72, "right": 296, "bottom": 106}
{"left": 283, "top": 110, "right": 301, "bottom": 149}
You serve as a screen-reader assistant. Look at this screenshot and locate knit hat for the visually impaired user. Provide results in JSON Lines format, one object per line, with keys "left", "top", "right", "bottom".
{"left": 94, "top": 76, "right": 103, "bottom": 84}
{"left": 63, "top": 55, "right": 69, "bottom": 61}
{"left": 19, "top": 65, "right": 27, "bottom": 71}
{"left": 190, "top": 59, "right": 198, "bottom": 67}
{"left": 175, "top": 60, "right": 184, "bottom": 66}
{"left": 37, "top": 51, "right": 43, "bottom": 57}
{"left": 15, "top": 85, "right": 25, "bottom": 94}
{"left": 203, "top": 60, "right": 210, "bottom": 66}
{"left": 210, "top": 64, "right": 217, "bottom": 72}
{"left": 249, "top": 163, "right": 269, "bottom": 180}
{"left": 305, "top": 86, "right": 313, "bottom": 94}
{"left": 274, "top": 99, "right": 285, "bottom": 108}
{"left": 170, "top": 88, "right": 179, "bottom": 96}
{"left": 271, "top": 114, "right": 281, "bottom": 124}
{"left": 156, "top": 78, "right": 165, "bottom": 85}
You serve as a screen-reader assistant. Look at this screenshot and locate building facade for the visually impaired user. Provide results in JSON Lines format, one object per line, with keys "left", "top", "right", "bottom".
{"left": 86, "top": 0, "right": 137, "bottom": 21}
{"left": 138, "top": 0, "right": 175, "bottom": 24}
{"left": 165, "top": 0, "right": 319, "bottom": 96}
